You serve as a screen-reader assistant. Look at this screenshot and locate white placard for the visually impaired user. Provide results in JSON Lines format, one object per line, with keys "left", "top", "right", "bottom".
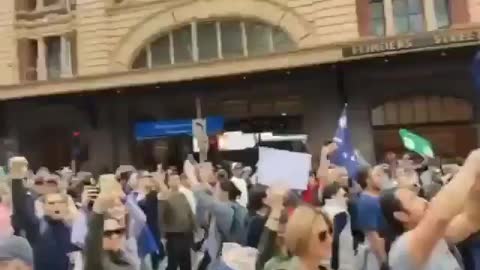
{"left": 257, "top": 147, "right": 311, "bottom": 190}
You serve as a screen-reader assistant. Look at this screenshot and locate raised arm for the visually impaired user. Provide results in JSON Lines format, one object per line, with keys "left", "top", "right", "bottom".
{"left": 84, "top": 192, "right": 121, "bottom": 270}
{"left": 317, "top": 143, "right": 337, "bottom": 180}
{"left": 404, "top": 150, "right": 480, "bottom": 268}
{"left": 9, "top": 157, "right": 38, "bottom": 244}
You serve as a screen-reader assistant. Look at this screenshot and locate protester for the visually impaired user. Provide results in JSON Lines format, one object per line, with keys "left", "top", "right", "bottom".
{"left": 379, "top": 149, "right": 480, "bottom": 270}
{"left": 0, "top": 235, "right": 33, "bottom": 270}
{"left": 283, "top": 205, "right": 333, "bottom": 270}
{"left": 84, "top": 190, "right": 135, "bottom": 270}
{"left": 193, "top": 163, "right": 248, "bottom": 270}
{"left": 5, "top": 135, "right": 480, "bottom": 270}
{"left": 10, "top": 157, "right": 78, "bottom": 270}
{"left": 322, "top": 182, "right": 355, "bottom": 270}
{"left": 354, "top": 165, "right": 387, "bottom": 270}
{"left": 246, "top": 185, "right": 268, "bottom": 248}
{"left": 256, "top": 187, "right": 289, "bottom": 270}
{"left": 156, "top": 172, "right": 195, "bottom": 270}
{"left": 230, "top": 163, "right": 249, "bottom": 208}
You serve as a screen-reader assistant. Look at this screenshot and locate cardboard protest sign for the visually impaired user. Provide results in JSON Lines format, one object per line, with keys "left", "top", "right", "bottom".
{"left": 257, "top": 147, "right": 311, "bottom": 190}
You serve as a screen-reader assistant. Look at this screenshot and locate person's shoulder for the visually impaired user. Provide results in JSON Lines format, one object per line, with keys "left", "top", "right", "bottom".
{"left": 357, "top": 193, "right": 380, "bottom": 208}
{"left": 389, "top": 233, "right": 416, "bottom": 270}
{"left": 264, "top": 256, "right": 297, "bottom": 270}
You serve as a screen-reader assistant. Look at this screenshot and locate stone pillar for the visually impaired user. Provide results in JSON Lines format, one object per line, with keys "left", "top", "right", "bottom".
{"left": 113, "top": 95, "right": 133, "bottom": 166}
{"left": 36, "top": 0, "right": 44, "bottom": 10}
{"left": 348, "top": 94, "right": 376, "bottom": 164}
{"left": 424, "top": 0, "right": 438, "bottom": 31}
{"left": 37, "top": 37, "right": 47, "bottom": 80}
{"left": 60, "top": 35, "right": 73, "bottom": 78}
{"left": 302, "top": 72, "right": 343, "bottom": 165}
{"left": 384, "top": 0, "right": 396, "bottom": 35}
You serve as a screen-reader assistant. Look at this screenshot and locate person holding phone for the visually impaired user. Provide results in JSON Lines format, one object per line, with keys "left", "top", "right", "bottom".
{"left": 84, "top": 189, "right": 135, "bottom": 270}
{"left": 9, "top": 157, "right": 79, "bottom": 270}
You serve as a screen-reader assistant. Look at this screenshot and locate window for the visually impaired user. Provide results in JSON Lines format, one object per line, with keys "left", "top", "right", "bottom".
{"left": 16, "top": 0, "right": 74, "bottom": 12}
{"left": 371, "top": 96, "right": 472, "bottom": 126}
{"left": 393, "top": 0, "right": 425, "bottom": 33}
{"left": 369, "top": 0, "right": 386, "bottom": 36}
{"left": 150, "top": 36, "right": 171, "bottom": 67}
{"left": 245, "top": 21, "right": 272, "bottom": 56}
{"left": 132, "top": 19, "right": 295, "bottom": 69}
{"left": 18, "top": 39, "right": 38, "bottom": 81}
{"left": 220, "top": 21, "right": 244, "bottom": 58}
{"left": 44, "top": 0, "right": 59, "bottom": 6}
{"left": 46, "top": 36, "right": 61, "bottom": 79}
{"left": 16, "top": 0, "right": 36, "bottom": 12}
{"left": 172, "top": 25, "right": 194, "bottom": 63}
{"left": 434, "top": 0, "right": 451, "bottom": 28}
{"left": 197, "top": 22, "right": 219, "bottom": 60}
{"left": 18, "top": 33, "right": 77, "bottom": 82}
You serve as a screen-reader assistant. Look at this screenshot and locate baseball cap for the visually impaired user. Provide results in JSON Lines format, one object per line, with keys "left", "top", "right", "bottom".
{"left": 0, "top": 235, "right": 33, "bottom": 266}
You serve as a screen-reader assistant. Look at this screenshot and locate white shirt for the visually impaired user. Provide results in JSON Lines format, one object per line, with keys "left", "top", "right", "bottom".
{"left": 230, "top": 177, "right": 248, "bottom": 208}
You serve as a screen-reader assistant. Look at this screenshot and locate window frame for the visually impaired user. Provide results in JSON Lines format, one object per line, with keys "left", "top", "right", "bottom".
{"left": 369, "top": 0, "right": 386, "bottom": 36}
{"left": 131, "top": 19, "right": 296, "bottom": 70}
{"left": 434, "top": 0, "right": 451, "bottom": 29}
{"left": 393, "top": 0, "right": 426, "bottom": 34}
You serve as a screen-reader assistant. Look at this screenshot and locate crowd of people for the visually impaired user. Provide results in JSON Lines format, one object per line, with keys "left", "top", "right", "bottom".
{"left": 0, "top": 141, "right": 479, "bottom": 270}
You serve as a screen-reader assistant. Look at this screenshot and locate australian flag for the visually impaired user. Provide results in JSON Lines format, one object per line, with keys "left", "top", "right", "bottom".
{"left": 331, "top": 105, "right": 360, "bottom": 179}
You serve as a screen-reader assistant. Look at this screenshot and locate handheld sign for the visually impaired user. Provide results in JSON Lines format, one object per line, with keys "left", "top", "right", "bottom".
{"left": 399, "top": 129, "right": 434, "bottom": 158}
{"left": 257, "top": 147, "right": 311, "bottom": 190}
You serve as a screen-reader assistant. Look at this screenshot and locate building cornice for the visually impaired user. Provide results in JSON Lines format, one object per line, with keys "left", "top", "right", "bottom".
{"left": 2, "top": 26, "right": 480, "bottom": 100}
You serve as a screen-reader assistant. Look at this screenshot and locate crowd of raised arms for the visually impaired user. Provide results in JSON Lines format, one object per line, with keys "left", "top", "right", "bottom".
{"left": 0, "top": 142, "right": 480, "bottom": 270}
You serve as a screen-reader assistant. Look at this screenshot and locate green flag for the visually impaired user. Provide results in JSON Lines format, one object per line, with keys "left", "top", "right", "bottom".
{"left": 399, "top": 129, "right": 434, "bottom": 158}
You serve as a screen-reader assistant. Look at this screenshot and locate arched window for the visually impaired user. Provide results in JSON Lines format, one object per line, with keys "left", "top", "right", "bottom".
{"left": 371, "top": 96, "right": 473, "bottom": 126}
{"left": 131, "top": 19, "right": 296, "bottom": 69}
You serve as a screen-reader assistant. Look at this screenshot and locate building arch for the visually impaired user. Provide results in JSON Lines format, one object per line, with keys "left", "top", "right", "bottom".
{"left": 110, "top": 0, "right": 312, "bottom": 71}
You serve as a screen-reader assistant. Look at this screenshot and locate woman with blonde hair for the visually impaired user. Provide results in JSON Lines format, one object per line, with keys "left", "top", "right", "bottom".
{"left": 282, "top": 205, "right": 333, "bottom": 270}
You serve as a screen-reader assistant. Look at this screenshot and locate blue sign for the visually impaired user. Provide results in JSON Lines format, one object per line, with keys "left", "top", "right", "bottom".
{"left": 135, "top": 116, "right": 224, "bottom": 140}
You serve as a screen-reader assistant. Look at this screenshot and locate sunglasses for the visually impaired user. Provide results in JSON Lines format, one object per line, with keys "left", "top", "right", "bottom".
{"left": 318, "top": 227, "right": 333, "bottom": 242}
{"left": 103, "top": 228, "right": 126, "bottom": 237}
{"left": 35, "top": 180, "right": 58, "bottom": 186}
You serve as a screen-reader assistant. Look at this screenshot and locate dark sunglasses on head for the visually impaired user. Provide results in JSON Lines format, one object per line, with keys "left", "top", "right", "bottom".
{"left": 103, "top": 228, "right": 126, "bottom": 237}
{"left": 35, "top": 179, "right": 58, "bottom": 186}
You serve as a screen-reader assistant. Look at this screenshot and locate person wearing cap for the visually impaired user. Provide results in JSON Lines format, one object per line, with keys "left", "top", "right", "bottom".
{"left": 0, "top": 235, "right": 34, "bottom": 270}
{"left": 230, "top": 163, "right": 249, "bottom": 208}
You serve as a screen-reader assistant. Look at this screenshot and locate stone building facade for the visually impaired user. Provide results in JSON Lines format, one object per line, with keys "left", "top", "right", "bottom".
{"left": 0, "top": 0, "right": 477, "bottom": 171}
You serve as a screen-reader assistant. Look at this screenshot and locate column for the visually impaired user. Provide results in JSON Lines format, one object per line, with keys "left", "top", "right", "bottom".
{"left": 384, "top": 0, "right": 396, "bottom": 35}
{"left": 37, "top": 37, "right": 47, "bottom": 81}
{"left": 36, "top": 0, "right": 44, "bottom": 10}
{"left": 302, "top": 74, "right": 343, "bottom": 165}
{"left": 424, "top": 0, "right": 438, "bottom": 31}
{"left": 60, "top": 35, "right": 73, "bottom": 78}
{"left": 348, "top": 95, "right": 376, "bottom": 164}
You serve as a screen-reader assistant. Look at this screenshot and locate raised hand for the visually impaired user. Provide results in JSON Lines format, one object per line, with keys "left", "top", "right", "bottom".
{"left": 265, "top": 186, "right": 288, "bottom": 210}
{"left": 92, "top": 192, "right": 123, "bottom": 214}
{"left": 321, "top": 142, "right": 338, "bottom": 156}
{"left": 8, "top": 157, "right": 28, "bottom": 180}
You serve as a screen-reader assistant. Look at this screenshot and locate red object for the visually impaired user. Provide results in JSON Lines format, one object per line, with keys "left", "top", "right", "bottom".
{"left": 301, "top": 178, "right": 325, "bottom": 204}
{"left": 73, "top": 131, "right": 80, "bottom": 137}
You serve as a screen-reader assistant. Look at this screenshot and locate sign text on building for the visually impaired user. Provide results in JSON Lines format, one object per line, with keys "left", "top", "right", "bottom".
{"left": 343, "top": 30, "right": 480, "bottom": 57}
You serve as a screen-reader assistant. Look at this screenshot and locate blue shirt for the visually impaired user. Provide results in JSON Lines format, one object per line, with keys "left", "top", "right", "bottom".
{"left": 355, "top": 193, "right": 384, "bottom": 233}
